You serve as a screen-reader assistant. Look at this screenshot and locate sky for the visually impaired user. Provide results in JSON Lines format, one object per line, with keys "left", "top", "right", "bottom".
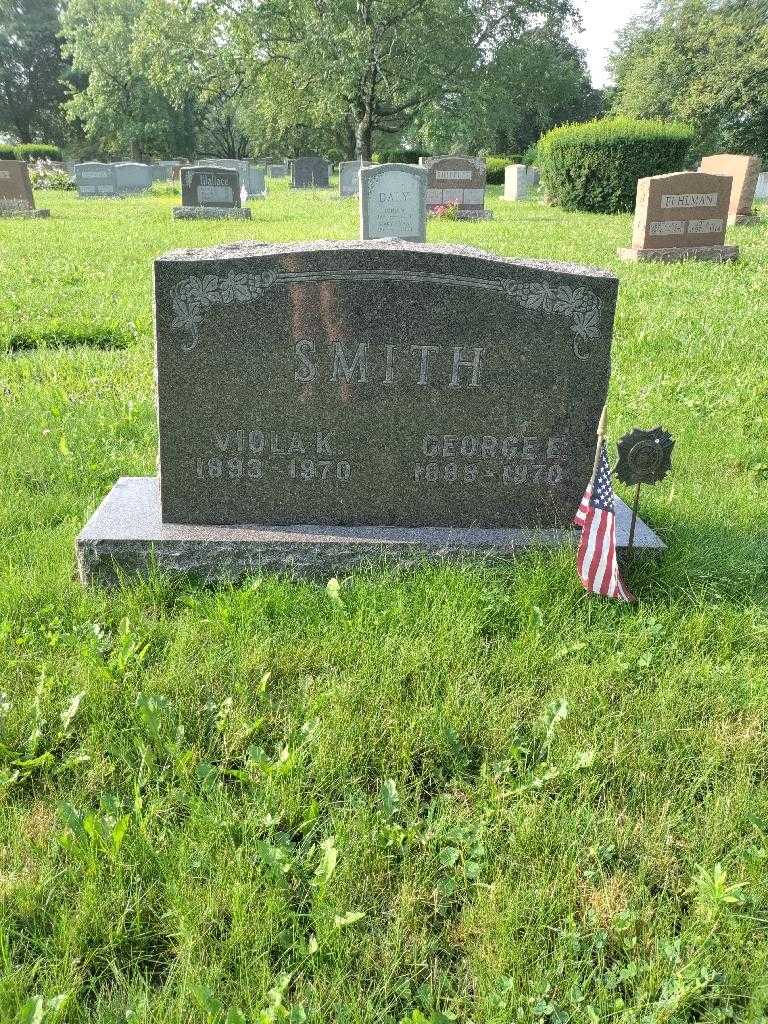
{"left": 576, "top": 0, "right": 650, "bottom": 88}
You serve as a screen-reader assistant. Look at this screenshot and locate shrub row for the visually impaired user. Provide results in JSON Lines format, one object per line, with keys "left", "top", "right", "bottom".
{"left": 537, "top": 117, "right": 693, "bottom": 213}
{"left": 0, "top": 143, "right": 63, "bottom": 162}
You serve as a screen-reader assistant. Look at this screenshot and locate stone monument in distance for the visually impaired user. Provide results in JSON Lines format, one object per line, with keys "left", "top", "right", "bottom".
{"left": 359, "top": 163, "right": 426, "bottom": 242}
{"left": 618, "top": 171, "right": 738, "bottom": 262}
{"left": 0, "top": 160, "right": 50, "bottom": 218}
{"left": 699, "top": 153, "right": 762, "bottom": 225}
{"left": 173, "top": 165, "right": 251, "bottom": 219}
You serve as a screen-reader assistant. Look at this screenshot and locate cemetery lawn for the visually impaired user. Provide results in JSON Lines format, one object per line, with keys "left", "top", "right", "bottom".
{"left": 1, "top": 184, "right": 768, "bottom": 1024}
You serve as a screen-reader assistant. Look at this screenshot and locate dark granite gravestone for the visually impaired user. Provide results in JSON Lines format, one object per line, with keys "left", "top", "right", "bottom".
{"left": 425, "top": 156, "right": 491, "bottom": 219}
{"left": 174, "top": 165, "right": 251, "bottom": 220}
{"left": 269, "top": 163, "right": 289, "bottom": 178}
{"left": 291, "top": 157, "right": 330, "bottom": 188}
{"left": 0, "top": 160, "right": 50, "bottom": 218}
{"left": 74, "top": 161, "right": 119, "bottom": 198}
{"left": 77, "top": 239, "right": 665, "bottom": 583}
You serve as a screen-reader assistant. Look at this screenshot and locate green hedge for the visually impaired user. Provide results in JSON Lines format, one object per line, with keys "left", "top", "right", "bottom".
{"left": 15, "top": 143, "right": 63, "bottom": 161}
{"left": 0, "top": 144, "right": 16, "bottom": 160}
{"left": 486, "top": 155, "right": 523, "bottom": 185}
{"left": 373, "top": 149, "right": 429, "bottom": 165}
{"left": 537, "top": 117, "right": 693, "bottom": 213}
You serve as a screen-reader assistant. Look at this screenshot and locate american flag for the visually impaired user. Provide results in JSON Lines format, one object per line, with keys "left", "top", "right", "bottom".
{"left": 573, "top": 442, "right": 635, "bottom": 602}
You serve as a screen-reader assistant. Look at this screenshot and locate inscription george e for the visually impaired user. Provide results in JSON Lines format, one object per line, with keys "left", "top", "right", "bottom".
{"left": 154, "top": 240, "right": 617, "bottom": 528}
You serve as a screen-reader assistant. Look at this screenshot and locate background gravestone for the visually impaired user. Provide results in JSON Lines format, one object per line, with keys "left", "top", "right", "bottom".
{"left": 74, "top": 161, "right": 118, "bottom": 197}
{"left": 756, "top": 171, "right": 768, "bottom": 200}
{"left": 291, "top": 157, "right": 330, "bottom": 188}
{"left": 618, "top": 171, "right": 738, "bottom": 262}
{"left": 245, "top": 165, "right": 266, "bottom": 197}
{"left": 359, "top": 163, "right": 427, "bottom": 242}
{"left": 503, "top": 165, "right": 529, "bottom": 201}
{"left": 269, "top": 163, "right": 289, "bottom": 178}
{"left": 699, "top": 153, "right": 762, "bottom": 224}
{"left": 174, "top": 166, "right": 251, "bottom": 219}
{"left": 339, "top": 159, "right": 371, "bottom": 197}
{"left": 0, "top": 160, "right": 50, "bottom": 218}
{"left": 114, "top": 162, "right": 153, "bottom": 195}
{"left": 424, "top": 156, "right": 491, "bottom": 219}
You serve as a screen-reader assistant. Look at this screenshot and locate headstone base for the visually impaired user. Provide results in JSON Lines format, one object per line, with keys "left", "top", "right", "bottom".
{"left": 617, "top": 245, "right": 739, "bottom": 263}
{"left": 172, "top": 206, "right": 252, "bottom": 220}
{"left": 455, "top": 210, "right": 493, "bottom": 220}
{"left": 77, "top": 477, "right": 665, "bottom": 586}
{"left": 0, "top": 207, "right": 50, "bottom": 218}
{"left": 730, "top": 214, "right": 759, "bottom": 226}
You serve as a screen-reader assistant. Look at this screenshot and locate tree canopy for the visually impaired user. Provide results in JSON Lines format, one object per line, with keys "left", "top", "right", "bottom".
{"left": 610, "top": 0, "right": 768, "bottom": 162}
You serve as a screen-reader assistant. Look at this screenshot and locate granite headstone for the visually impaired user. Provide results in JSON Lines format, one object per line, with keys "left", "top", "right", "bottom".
{"left": 618, "top": 171, "right": 738, "bottom": 262}
{"left": 245, "top": 164, "right": 266, "bottom": 197}
{"left": 114, "top": 162, "right": 153, "bottom": 195}
{"left": 74, "top": 161, "right": 119, "bottom": 198}
{"left": 0, "top": 160, "right": 50, "bottom": 218}
{"left": 269, "top": 163, "right": 289, "bottom": 178}
{"left": 699, "top": 153, "right": 762, "bottom": 224}
{"left": 756, "top": 171, "right": 768, "bottom": 200}
{"left": 174, "top": 165, "right": 251, "bottom": 220}
{"left": 339, "top": 159, "right": 371, "bottom": 197}
{"left": 78, "top": 239, "right": 668, "bottom": 582}
{"left": 359, "top": 163, "right": 426, "bottom": 242}
{"left": 503, "top": 165, "right": 529, "bottom": 201}
{"left": 291, "top": 157, "right": 330, "bottom": 188}
{"left": 424, "top": 156, "right": 490, "bottom": 219}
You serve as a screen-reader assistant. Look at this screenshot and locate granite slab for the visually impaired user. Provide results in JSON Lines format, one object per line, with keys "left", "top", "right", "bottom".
{"left": 618, "top": 245, "right": 739, "bottom": 262}
{"left": 172, "top": 206, "right": 252, "bottom": 220}
{"left": 76, "top": 476, "right": 665, "bottom": 585}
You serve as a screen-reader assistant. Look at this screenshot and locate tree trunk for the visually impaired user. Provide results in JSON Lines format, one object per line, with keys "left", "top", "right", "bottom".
{"left": 130, "top": 138, "right": 140, "bottom": 161}
{"left": 355, "top": 108, "right": 372, "bottom": 160}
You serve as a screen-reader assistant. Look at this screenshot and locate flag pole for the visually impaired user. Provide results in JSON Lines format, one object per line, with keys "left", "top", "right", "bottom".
{"left": 590, "top": 405, "right": 608, "bottom": 486}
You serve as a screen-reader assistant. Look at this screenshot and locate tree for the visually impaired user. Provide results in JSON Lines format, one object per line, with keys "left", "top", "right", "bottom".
{"left": 61, "top": 0, "right": 196, "bottom": 159}
{"left": 0, "top": 0, "right": 69, "bottom": 143}
{"left": 415, "top": 26, "right": 602, "bottom": 155}
{"left": 610, "top": 0, "right": 768, "bottom": 163}
{"left": 137, "top": 0, "right": 585, "bottom": 160}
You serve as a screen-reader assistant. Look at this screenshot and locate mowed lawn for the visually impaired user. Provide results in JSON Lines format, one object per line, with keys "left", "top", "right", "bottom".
{"left": 1, "top": 182, "right": 767, "bottom": 1023}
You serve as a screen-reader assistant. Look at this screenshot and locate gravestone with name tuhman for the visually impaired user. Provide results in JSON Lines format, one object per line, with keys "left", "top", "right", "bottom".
{"left": 77, "top": 239, "right": 663, "bottom": 583}
{"left": 618, "top": 171, "right": 738, "bottom": 262}
{"left": 0, "top": 160, "right": 50, "bottom": 218}
{"left": 359, "top": 163, "right": 426, "bottom": 242}
{"left": 698, "top": 153, "right": 762, "bottom": 225}
{"left": 291, "top": 157, "right": 330, "bottom": 189}
{"left": 74, "top": 161, "right": 119, "bottom": 198}
{"left": 339, "top": 159, "right": 372, "bottom": 198}
{"left": 173, "top": 165, "right": 251, "bottom": 220}
{"left": 425, "top": 156, "right": 491, "bottom": 219}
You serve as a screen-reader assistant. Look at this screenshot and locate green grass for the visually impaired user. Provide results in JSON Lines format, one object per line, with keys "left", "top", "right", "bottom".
{"left": 1, "top": 182, "right": 768, "bottom": 1023}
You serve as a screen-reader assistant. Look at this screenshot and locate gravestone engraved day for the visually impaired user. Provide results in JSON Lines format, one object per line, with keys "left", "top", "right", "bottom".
{"left": 0, "top": 160, "right": 50, "bottom": 218}
{"left": 76, "top": 238, "right": 667, "bottom": 585}
{"left": 618, "top": 171, "right": 738, "bottom": 262}
{"left": 359, "top": 163, "right": 427, "bottom": 242}
{"left": 173, "top": 166, "right": 251, "bottom": 220}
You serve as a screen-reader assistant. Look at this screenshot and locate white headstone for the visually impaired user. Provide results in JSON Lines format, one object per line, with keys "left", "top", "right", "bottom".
{"left": 359, "top": 163, "right": 427, "bottom": 242}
